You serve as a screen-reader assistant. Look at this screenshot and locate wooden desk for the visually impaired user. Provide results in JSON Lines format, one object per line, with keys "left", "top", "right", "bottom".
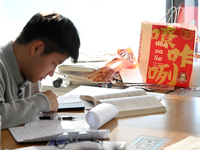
{"left": 2, "top": 94, "right": 200, "bottom": 150}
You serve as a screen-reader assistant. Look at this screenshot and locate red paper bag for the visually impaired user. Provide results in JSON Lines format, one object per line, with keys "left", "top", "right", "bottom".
{"left": 138, "top": 21, "right": 196, "bottom": 87}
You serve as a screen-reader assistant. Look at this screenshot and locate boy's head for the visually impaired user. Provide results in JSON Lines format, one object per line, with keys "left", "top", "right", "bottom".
{"left": 16, "top": 12, "right": 80, "bottom": 63}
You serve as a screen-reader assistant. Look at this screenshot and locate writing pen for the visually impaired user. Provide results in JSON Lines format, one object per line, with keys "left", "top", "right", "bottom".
{"left": 39, "top": 116, "right": 54, "bottom": 120}
{"left": 58, "top": 116, "right": 76, "bottom": 120}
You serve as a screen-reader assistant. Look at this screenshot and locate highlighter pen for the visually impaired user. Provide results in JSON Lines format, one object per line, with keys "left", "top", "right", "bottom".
{"left": 58, "top": 116, "right": 76, "bottom": 120}
{"left": 39, "top": 116, "right": 54, "bottom": 120}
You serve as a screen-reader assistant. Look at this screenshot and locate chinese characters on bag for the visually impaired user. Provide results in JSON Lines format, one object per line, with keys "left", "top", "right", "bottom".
{"left": 147, "top": 25, "right": 195, "bottom": 87}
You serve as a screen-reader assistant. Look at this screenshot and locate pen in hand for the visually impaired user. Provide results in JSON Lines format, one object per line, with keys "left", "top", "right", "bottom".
{"left": 58, "top": 116, "right": 76, "bottom": 120}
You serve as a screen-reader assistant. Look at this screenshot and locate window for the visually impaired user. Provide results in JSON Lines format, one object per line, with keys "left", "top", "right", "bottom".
{"left": 167, "top": 0, "right": 199, "bottom": 53}
{"left": 0, "top": 0, "right": 166, "bottom": 56}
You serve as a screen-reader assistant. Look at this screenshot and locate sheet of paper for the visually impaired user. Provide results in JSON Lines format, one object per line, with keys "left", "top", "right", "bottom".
{"left": 58, "top": 95, "right": 94, "bottom": 109}
{"left": 9, "top": 125, "right": 66, "bottom": 142}
{"left": 126, "top": 135, "right": 169, "bottom": 150}
{"left": 5, "top": 141, "right": 125, "bottom": 150}
{"left": 9, "top": 125, "right": 110, "bottom": 143}
{"left": 25, "top": 113, "right": 89, "bottom": 130}
{"left": 120, "top": 68, "right": 144, "bottom": 84}
{"left": 9, "top": 111, "right": 111, "bottom": 143}
{"left": 63, "top": 85, "right": 121, "bottom": 96}
{"left": 6, "top": 146, "right": 52, "bottom": 150}
{"left": 58, "top": 95, "right": 81, "bottom": 103}
{"left": 164, "top": 136, "right": 200, "bottom": 150}
{"left": 9, "top": 113, "right": 89, "bottom": 142}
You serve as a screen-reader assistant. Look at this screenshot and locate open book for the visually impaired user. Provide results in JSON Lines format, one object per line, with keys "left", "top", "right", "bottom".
{"left": 80, "top": 88, "right": 167, "bottom": 118}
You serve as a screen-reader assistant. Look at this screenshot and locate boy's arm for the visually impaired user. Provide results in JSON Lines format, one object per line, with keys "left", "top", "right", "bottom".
{"left": 0, "top": 81, "right": 50, "bottom": 129}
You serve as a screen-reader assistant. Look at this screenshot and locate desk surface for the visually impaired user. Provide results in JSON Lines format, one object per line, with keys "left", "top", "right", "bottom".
{"left": 2, "top": 89, "right": 200, "bottom": 150}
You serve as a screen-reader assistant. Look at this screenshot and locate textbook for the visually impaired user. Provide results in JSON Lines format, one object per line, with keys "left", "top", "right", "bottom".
{"left": 80, "top": 88, "right": 167, "bottom": 118}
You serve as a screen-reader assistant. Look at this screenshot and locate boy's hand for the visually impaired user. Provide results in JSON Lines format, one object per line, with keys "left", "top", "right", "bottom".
{"left": 41, "top": 90, "right": 58, "bottom": 112}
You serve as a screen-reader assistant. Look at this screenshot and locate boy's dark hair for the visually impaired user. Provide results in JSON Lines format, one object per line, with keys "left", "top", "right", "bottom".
{"left": 16, "top": 12, "right": 80, "bottom": 63}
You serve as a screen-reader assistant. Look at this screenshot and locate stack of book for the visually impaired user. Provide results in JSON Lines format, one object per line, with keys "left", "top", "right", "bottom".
{"left": 56, "top": 61, "right": 106, "bottom": 85}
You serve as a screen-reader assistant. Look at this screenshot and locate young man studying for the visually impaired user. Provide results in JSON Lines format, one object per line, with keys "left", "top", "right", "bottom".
{"left": 0, "top": 12, "right": 80, "bottom": 129}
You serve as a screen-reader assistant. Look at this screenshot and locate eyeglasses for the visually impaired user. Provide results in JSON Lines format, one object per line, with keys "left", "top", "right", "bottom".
{"left": 54, "top": 131, "right": 103, "bottom": 149}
